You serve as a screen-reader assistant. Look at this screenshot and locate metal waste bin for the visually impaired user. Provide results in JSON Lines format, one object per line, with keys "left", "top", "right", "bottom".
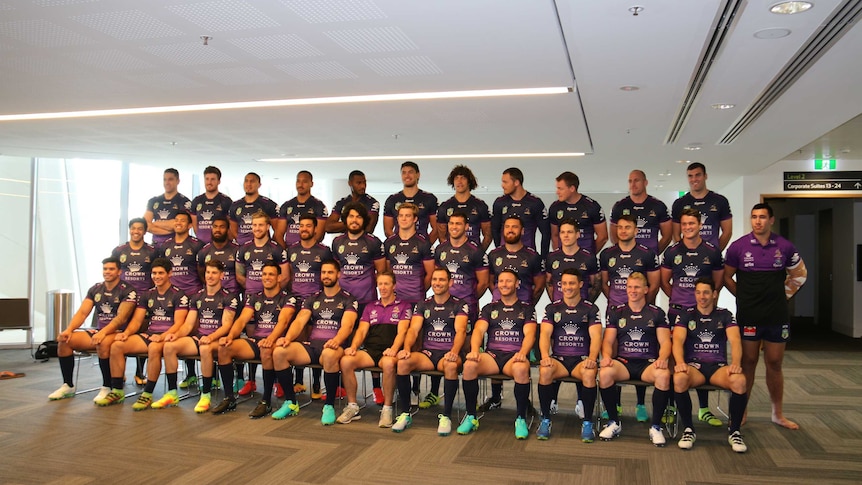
{"left": 46, "top": 289, "right": 74, "bottom": 341}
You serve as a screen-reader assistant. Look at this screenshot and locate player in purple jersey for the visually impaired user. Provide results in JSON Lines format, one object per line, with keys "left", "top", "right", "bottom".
{"left": 457, "top": 270, "right": 537, "bottom": 439}
{"left": 112, "top": 218, "right": 156, "bottom": 294}
{"left": 436, "top": 165, "right": 492, "bottom": 250}
{"left": 197, "top": 216, "right": 240, "bottom": 294}
{"left": 392, "top": 268, "right": 470, "bottom": 435}
{"left": 48, "top": 257, "right": 138, "bottom": 402}
{"left": 549, "top": 171, "right": 608, "bottom": 253}
{"left": 274, "top": 170, "right": 328, "bottom": 248}
{"left": 383, "top": 161, "right": 439, "bottom": 243}
{"left": 384, "top": 202, "right": 434, "bottom": 304}
{"left": 144, "top": 168, "right": 192, "bottom": 246}
{"left": 95, "top": 258, "right": 190, "bottom": 408}
{"left": 492, "top": 167, "right": 550, "bottom": 258}
{"left": 326, "top": 170, "right": 380, "bottom": 234}
{"left": 332, "top": 202, "right": 387, "bottom": 306}
{"left": 190, "top": 165, "right": 232, "bottom": 244}
{"left": 270, "top": 260, "right": 359, "bottom": 423}
{"left": 237, "top": 210, "right": 289, "bottom": 295}
{"left": 598, "top": 272, "right": 671, "bottom": 446}
{"left": 671, "top": 163, "right": 733, "bottom": 250}
{"left": 337, "top": 271, "right": 413, "bottom": 426}
{"left": 546, "top": 219, "right": 600, "bottom": 303}
{"left": 724, "top": 203, "right": 807, "bottom": 430}
{"left": 435, "top": 211, "right": 489, "bottom": 323}
{"left": 672, "top": 278, "right": 749, "bottom": 452}
{"left": 210, "top": 262, "right": 298, "bottom": 418}
{"left": 154, "top": 260, "right": 239, "bottom": 412}
{"left": 158, "top": 211, "right": 205, "bottom": 295}
{"left": 536, "top": 269, "right": 602, "bottom": 442}
{"left": 228, "top": 172, "right": 280, "bottom": 245}
{"left": 488, "top": 215, "right": 545, "bottom": 305}
{"left": 610, "top": 170, "right": 672, "bottom": 255}
{"left": 600, "top": 214, "right": 660, "bottom": 306}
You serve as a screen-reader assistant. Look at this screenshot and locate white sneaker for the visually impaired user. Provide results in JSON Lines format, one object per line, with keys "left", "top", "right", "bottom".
{"left": 678, "top": 427, "right": 696, "bottom": 450}
{"left": 550, "top": 398, "right": 558, "bottom": 415}
{"left": 599, "top": 420, "right": 621, "bottom": 440}
{"left": 336, "top": 403, "right": 361, "bottom": 424}
{"left": 575, "top": 399, "right": 585, "bottom": 419}
{"left": 649, "top": 426, "right": 666, "bottom": 447}
{"left": 48, "top": 383, "right": 76, "bottom": 400}
{"left": 391, "top": 412, "right": 412, "bottom": 432}
{"left": 728, "top": 431, "right": 748, "bottom": 453}
{"left": 93, "top": 386, "right": 111, "bottom": 403}
{"left": 410, "top": 391, "right": 420, "bottom": 407}
{"left": 437, "top": 414, "right": 452, "bottom": 436}
{"left": 378, "top": 407, "right": 394, "bottom": 428}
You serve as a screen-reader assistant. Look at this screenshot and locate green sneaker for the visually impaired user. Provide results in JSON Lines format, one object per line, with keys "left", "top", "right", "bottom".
{"left": 233, "top": 378, "right": 245, "bottom": 393}
{"left": 321, "top": 404, "right": 336, "bottom": 425}
{"left": 514, "top": 417, "right": 529, "bottom": 440}
{"left": 94, "top": 389, "right": 125, "bottom": 406}
{"left": 151, "top": 391, "right": 179, "bottom": 409}
{"left": 601, "top": 404, "right": 624, "bottom": 420}
{"left": 212, "top": 378, "right": 221, "bottom": 388}
{"left": 273, "top": 400, "right": 299, "bottom": 420}
{"left": 662, "top": 405, "right": 677, "bottom": 424}
{"left": 418, "top": 392, "right": 441, "bottom": 409}
{"left": 636, "top": 404, "right": 649, "bottom": 423}
{"left": 132, "top": 393, "right": 153, "bottom": 411}
{"left": 179, "top": 375, "right": 198, "bottom": 389}
{"left": 699, "top": 408, "right": 722, "bottom": 427}
{"left": 457, "top": 415, "right": 479, "bottom": 435}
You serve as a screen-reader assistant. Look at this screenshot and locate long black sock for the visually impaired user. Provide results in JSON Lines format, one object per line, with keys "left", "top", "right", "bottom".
{"left": 202, "top": 376, "right": 213, "bottom": 394}
{"left": 275, "top": 368, "right": 296, "bottom": 402}
{"left": 463, "top": 378, "right": 479, "bottom": 415}
{"left": 575, "top": 381, "right": 584, "bottom": 401}
{"left": 411, "top": 375, "right": 420, "bottom": 393}
{"left": 248, "top": 363, "right": 258, "bottom": 384}
{"left": 324, "top": 372, "right": 340, "bottom": 406}
{"left": 144, "top": 379, "right": 157, "bottom": 394}
{"left": 696, "top": 388, "right": 710, "bottom": 409}
{"left": 262, "top": 369, "right": 276, "bottom": 402}
{"left": 312, "top": 367, "right": 322, "bottom": 389}
{"left": 294, "top": 366, "right": 305, "bottom": 385}
{"left": 582, "top": 386, "right": 598, "bottom": 420}
{"left": 429, "top": 375, "right": 442, "bottom": 396}
{"left": 443, "top": 378, "right": 458, "bottom": 416}
{"left": 99, "top": 358, "right": 111, "bottom": 387}
{"left": 372, "top": 373, "right": 382, "bottom": 389}
{"left": 729, "top": 391, "right": 748, "bottom": 433}
{"left": 551, "top": 380, "right": 561, "bottom": 403}
{"left": 651, "top": 388, "right": 670, "bottom": 426}
{"left": 185, "top": 359, "right": 196, "bottom": 380}
{"left": 491, "top": 382, "right": 503, "bottom": 401}
{"left": 397, "top": 374, "right": 412, "bottom": 410}
{"left": 111, "top": 377, "right": 123, "bottom": 390}
{"left": 166, "top": 372, "right": 178, "bottom": 391}
{"left": 636, "top": 385, "right": 646, "bottom": 405}
{"left": 538, "top": 383, "right": 553, "bottom": 418}
{"left": 600, "top": 386, "right": 620, "bottom": 422}
{"left": 219, "top": 364, "right": 235, "bottom": 399}
{"left": 135, "top": 357, "right": 146, "bottom": 377}
{"left": 675, "top": 390, "right": 694, "bottom": 429}
{"left": 234, "top": 363, "right": 245, "bottom": 380}
{"left": 514, "top": 382, "right": 530, "bottom": 419}
{"left": 59, "top": 355, "right": 74, "bottom": 386}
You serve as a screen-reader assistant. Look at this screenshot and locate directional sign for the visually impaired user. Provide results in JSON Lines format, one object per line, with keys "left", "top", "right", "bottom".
{"left": 783, "top": 171, "right": 862, "bottom": 191}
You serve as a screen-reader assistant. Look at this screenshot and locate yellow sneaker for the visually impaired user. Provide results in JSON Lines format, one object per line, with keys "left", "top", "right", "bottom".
{"left": 151, "top": 391, "right": 179, "bottom": 409}
{"left": 195, "top": 393, "right": 212, "bottom": 413}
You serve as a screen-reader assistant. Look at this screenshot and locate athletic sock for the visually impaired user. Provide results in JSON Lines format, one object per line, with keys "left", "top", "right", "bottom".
{"left": 696, "top": 388, "right": 710, "bottom": 409}
{"left": 277, "top": 368, "right": 296, "bottom": 402}
{"left": 234, "top": 363, "right": 245, "bottom": 380}
{"left": 312, "top": 368, "right": 322, "bottom": 389}
{"left": 411, "top": 375, "right": 420, "bottom": 393}
{"left": 538, "top": 383, "right": 553, "bottom": 418}
{"left": 443, "top": 378, "right": 459, "bottom": 416}
{"left": 372, "top": 374, "right": 382, "bottom": 389}
{"left": 218, "top": 364, "right": 235, "bottom": 399}
{"left": 651, "top": 388, "right": 670, "bottom": 426}
{"left": 575, "top": 381, "right": 584, "bottom": 401}
{"left": 323, "top": 372, "right": 340, "bottom": 406}
{"left": 514, "top": 382, "right": 530, "bottom": 419}
{"left": 185, "top": 359, "right": 196, "bottom": 380}
{"left": 262, "top": 369, "right": 276, "bottom": 402}
{"left": 729, "top": 391, "right": 748, "bottom": 433}
{"left": 59, "top": 355, "right": 74, "bottom": 386}
{"left": 675, "top": 390, "right": 694, "bottom": 429}
{"left": 636, "top": 384, "right": 646, "bottom": 406}
{"left": 143, "top": 379, "right": 157, "bottom": 394}
{"left": 582, "top": 385, "right": 598, "bottom": 420}
{"left": 99, "top": 358, "right": 111, "bottom": 387}
{"left": 397, "top": 374, "right": 412, "bottom": 410}
{"left": 111, "top": 377, "right": 123, "bottom": 390}
{"left": 166, "top": 372, "right": 178, "bottom": 391}
{"left": 600, "top": 386, "right": 620, "bottom": 422}
{"left": 551, "top": 379, "right": 562, "bottom": 402}
{"left": 429, "top": 375, "right": 442, "bottom": 396}
{"left": 491, "top": 382, "right": 503, "bottom": 401}
{"left": 248, "top": 363, "right": 258, "bottom": 383}
{"left": 202, "top": 376, "right": 213, "bottom": 394}
{"left": 294, "top": 366, "right": 305, "bottom": 385}
{"left": 463, "top": 378, "right": 479, "bottom": 415}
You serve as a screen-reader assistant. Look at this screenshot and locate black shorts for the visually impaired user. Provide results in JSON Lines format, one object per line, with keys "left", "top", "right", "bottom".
{"left": 300, "top": 341, "right": 325, "bottom": 366}
{"left": 363, "top": 346, "right": 388, "bottom": 365}
{"left": 485, "top": 350, "right": 517, "bottom": 373}
{"left": 554, "top": 355, "right": 585, "bottom": 374}
{"left": 83, "top": 329, "right": 99, "bottom": 337}
{"left": 134, "top": 333, "right": 164, "bottom": 347}
{"left": 688, "top": 361, "right": 726, "bottom": 383}
{"left": 741, "top": 324, "right": 790, "bottom": 343}
{"left": 615, "top": 357, "right": 653, "bottom": 381}
{"left": 420, "top": 348, "right": 465, "bottom": 368}
{"left": 667, "top": 304, "right": 685, "bottom": 327}
{"left": 241, "top": 337, "right": 262, "bottom": 361}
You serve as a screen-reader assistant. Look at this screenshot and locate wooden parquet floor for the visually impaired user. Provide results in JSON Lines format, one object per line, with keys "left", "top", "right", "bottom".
{"left": 1, "top": 346, "right": 860, "bottom": 485}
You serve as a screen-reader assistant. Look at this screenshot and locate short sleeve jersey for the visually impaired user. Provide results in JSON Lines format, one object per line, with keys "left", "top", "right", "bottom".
{"left": 725, "top": 232, "right": 802, "bottom": 326}
{"left": 197, "top": 241, "right": 240, "bottom": 294}
{"left": 548, "top": 195, "right": 606, "bottom": 252}
{"left": 384, "top": 233, "right": 433, "bottom": 303}
{"left": 331, "top": 193, "right": 380, "bottom": 219}
{"left": 278, "top": 195, "right": 329, "bottom": 246}
{"left": 332, "top": 233, "right": 385, "bottom": 305}
{"left": 488, "top": 246, "right": 544, "bottom": 303}
{"left": 112, "top": 242, "right": 157, "bottom": 293}
{"left": 671, "top": 191, "right": 732, "bottom": 247}
{"left": 660, "top": 240, "right": 723, "bottom": 307}
{"left": 606, "top": 303, "right": 668, "bottom": 360}
{"left": 159, "top": 236, "right": 205, "bottom": 295}
{"left": 237, "top": 240, "right": 287, "bottom": 295}
{"left": 434, "top": 240, "right": 488, "bottom": 306}
{"left": 414, "top": 295, "right": 469, "bottom": 351}
{"left": 85, "top": 281, "right": 138, "bottom": 330}
{"left": 138, "top": 286, "right": 189, "bottom": 334}
{"left": 492, "top": 192, "right": 548, "bottom": 250}
{"left": 384, "top": 190, "right": 439, "bottom": 236}
{"left": 228, "top": 195, "right": 280, "bottom": 245}
{"left": 302, "top": 289, "right": 358, "bottom": 342}
{"left": 287, "top": 242, "right": 333, "bottom": 299}
{"left": 610, "top": 196, "right": 671, "bottom": 254}
{"left": 189, "top": 192, "right": 232, "bottom": 244}
{"left": 146, "top": 193, "right": 192, "bottom": 246}
{"left": 599, "top": 244, "right": 660, "bottom": 306}
{"left": 479, "top": 300, "right": 537, "bottom": 353}
{"left": 189, "top": 288, "right": 239, "bottom": 336}
{"left": 546, "top": 247, "right": 598, "bottom": 301}
{"left": 360, "top": 299, "right": 413, "bottom": 351}
{"left": 244, "top": 290, "right": 296, "bottom": 338}
{"left": 542, "top": 299, "right": 601, "bottom": 358}
{"left": 675, "top": 307, "right": 737, "bottom": 364}
{"left": 436, "top": 195, "right": 491, "bottom": 245}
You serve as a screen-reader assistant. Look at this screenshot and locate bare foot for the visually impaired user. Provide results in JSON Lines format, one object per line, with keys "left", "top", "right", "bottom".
{"left": 772, "top": 414, "right": 799, "bottom": 429}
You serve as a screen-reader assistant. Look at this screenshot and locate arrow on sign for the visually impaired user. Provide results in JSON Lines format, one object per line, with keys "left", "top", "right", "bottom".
{"left": 856, "top": 182, "right": 862, "bottom": 189}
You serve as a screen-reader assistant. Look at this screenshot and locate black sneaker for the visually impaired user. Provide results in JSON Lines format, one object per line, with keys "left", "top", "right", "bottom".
{"left": 211, "top": 398, "right": 237, "bottom": 415}
{"left": 249, "top": 400, "right": 272, "bottom": 419}
{"left": 478, "top": 396, "right": 502, "bottom": 412}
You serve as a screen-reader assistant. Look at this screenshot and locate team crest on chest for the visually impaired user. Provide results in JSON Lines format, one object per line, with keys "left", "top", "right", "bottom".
{"left": 618, "top": 318, "right": 626, "bottom": 328}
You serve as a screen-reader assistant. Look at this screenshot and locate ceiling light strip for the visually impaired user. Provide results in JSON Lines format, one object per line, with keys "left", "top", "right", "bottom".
{"left": 259, "top": 152, "right": 585, "bottom": 162}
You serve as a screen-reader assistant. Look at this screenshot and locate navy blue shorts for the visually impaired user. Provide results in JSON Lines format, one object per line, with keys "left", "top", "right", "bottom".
{"left": 615, "top": 357, "right": 653, "bottom": 381}
{"left": 741, "top": 324, "right": 790, "bottom": 343}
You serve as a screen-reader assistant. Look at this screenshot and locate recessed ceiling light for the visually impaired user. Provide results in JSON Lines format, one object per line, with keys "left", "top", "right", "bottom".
{"left": 711, "top": 103, "right": 735, "bottom": 110}
{"left": 619, "top": 85, "right": 640, "bottom": 91}
{"left": 683, "top": 145, "right": 702, "bottom": 151}
{"left": 754, "top": 28, "right": 792, "bottom": 39}
{"left": 676, "top": 160, "right": 692, "bottom": 164}
{"left": 259, "top": 152, "right": 585, "bottom": 163}
{"left": 770, "top": 1, "right": 813, "bottom": 15}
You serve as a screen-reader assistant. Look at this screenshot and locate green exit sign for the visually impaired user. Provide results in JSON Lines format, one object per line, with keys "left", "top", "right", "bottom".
{"left": 815, "top": 159, "right": 836, "bottom": 170}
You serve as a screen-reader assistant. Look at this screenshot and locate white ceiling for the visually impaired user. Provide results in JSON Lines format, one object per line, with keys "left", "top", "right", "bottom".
{"left": 1, "top": 0, "right": 861, "bottom": 197}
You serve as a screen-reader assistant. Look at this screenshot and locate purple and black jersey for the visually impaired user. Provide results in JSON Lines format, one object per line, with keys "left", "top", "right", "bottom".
{"left": 159, "top": 236, "right": 205, "bottom": 295}
{"left": 278, "top": 195, "right": 328, "bottom": 246}
{"left": 197, "top": 241, "right": 240, "bottom": 294}
{"left": 610, "top": 195, "right": 671, "bottom": 254}
{"left": 546, "top": 247, "right": 598, "bottom": 301}
{"left": 189, "top": 288, "right": 239, "bottom": 336}
{"left": 548, "top": 195, "right": 606, "bottom": 253}
{"left": 384, "top": 190, "right": 439, "bottom": 236}
{"left": 488, "top": 245, "right": 544, "bottom": 303}
{"left": 360, "top": 299, "right": 412, "bottom": 351}
{"left": 479, "top": 300, "right": 536, "bottom": 353}
{"left": 85, "top": 281, "right": 138, "bottom": 330}
{"left": 384, "top": 233, "right": 433, "bottom": 303}
{"left": 138, "top": 286, "right": 189, "bottom": 334}
{"left": 436, "top": 195, "right": 491, "bottom": 245}
{"left": 237, "top": 239, "right": 287, "bottom": 295}
{"left": 332, "top": 233, "right": 384, "bottom": 305}
{"left": 303, "top": 289, "right": 358, "bottom": 342}
{"left": 606, "top": 303, "right": 668, "bottom": 360}
{"left": 190, "top": 192, "right": 232, "bottom": 244}
{"left": 675, "top": 307, "right": 736, "bottom": 364}
{"left": 228, "top": 195, "right": 279, "bottom": 245}
{"left": 332, "top": 193, "right": 380, "bottom": 220}
{"left": 112, "top": 242, "right": 156, "bottom": 293}
{"left": 671, "top": 191, "right": 732, "bottom": 248}
{"left": 725, "top": 232, "right": 802, "bottom": 326}
{"left": 287, "top": 242, "right": 332, "bottom": 299}
{"left": 414, "top": 295, "right": 469, "bottom": 351}
{"left": 434, "top": 240, "right": 488, "bottom": 308}
{"left": 600, "top": 244, "right": 660, "bottom": 306}
{"left": 244, "top": 290, "right": 296, "bottom": 339}
{"left": 542, "top": 299, "right": 600, "bottom": 358}
{"left": 661, "top": 240, "right": 723, "bottom": 307}
{"left": 147, "top": 193, "right": 192, "bottom": 246}
{"left": 492, "top": 192, "right": 550, "bottom": 256}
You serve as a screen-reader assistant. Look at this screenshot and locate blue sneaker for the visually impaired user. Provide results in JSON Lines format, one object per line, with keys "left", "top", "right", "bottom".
{"left": 457, "top": 415, "right": 478, "bottom": 435}
{"left": 233, "top": 378, "right": 245, "bottom": 393}
{"left": 515, "top": 417, "right": 529, "bottom": 440}
{"left": 321, "top": 404, "right": 336, "bottom": 425}
{"left": 581, "top": 421, "right": 595, "bottom": 443}
{"left": 536, "top": 418, "right": 552, "bottom": 440}
{"left": 636, "top": 404, "right": 649, "bottom": 423}
{"left": 272, "top": 400, "right": 299, "bottom": 420}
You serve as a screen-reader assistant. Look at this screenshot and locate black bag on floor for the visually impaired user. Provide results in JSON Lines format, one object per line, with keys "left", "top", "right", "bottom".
{"left": 35, "top": 340, "right": 58, "bottom": 360}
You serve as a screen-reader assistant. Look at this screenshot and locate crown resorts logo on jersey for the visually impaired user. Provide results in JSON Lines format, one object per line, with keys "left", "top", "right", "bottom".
{"left": 258, "top": 311, "right": 275, "bottom": 324}
{"left": 394, "top": 252, "right": 410, "bottom": 265}
{"left": 627, "top": 328, "right": 645, "bottom": 341}
{"left": 200, "top": 209, "right": 214, "bottom": 221}
{"left": 152, "top": 307, "right": 167, "bottom": 317}
{"left": 688, "top": 320, "right": 697, "bottom": 331}
{"left": 295, "top": 261, "right": 312, "bottom": 273}
{"left": 498, "top": 318, "right": 516, "bottom": 330}
{"left": 250, "top": 260, "right": 265, "bottom": 271}
{"left": 636, "top": 216, "right": 647, "bottom": 228}
{"left": 200, "top": 308, "right": 216, "bottom": 320}
{"left": 157, "top": 209, "right": 171, "bottom": 220}
{"left": 319, "top": 308, "right": 335, "bottom": 320}
{"left": 563, "top": 323, "right": 580, "bottom": 335}
{"left": 242, "top": 213, "right": 253, "bottom": 224}
{"left": 170, "top": 255, "right": 184, "bottom": 267}
{"left": 431, "top": 318, "right": 447, "bottom": 331}
{"left": 344, "top": 253, "right": 360, "bottom": 265}
{"left": 617, "top": 266, "right": 632, "bottom": 279}
{"left": 683, "top": 264, "right": 700, "bottom": 277}
{"left": 444, "top": 261, "right": 459, "bottom": 274}
{"left": 99, "top": 302, "right": 113, "bottom": 314}
{"left": 697, "top": 330, "right": 715, "bottom": 343}
{"left": 618, "top": 317, "right": 626, "bottom": 328}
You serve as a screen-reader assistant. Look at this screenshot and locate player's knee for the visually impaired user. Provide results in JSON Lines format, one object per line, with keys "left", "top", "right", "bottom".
{"left": 654, "top": 370, "right": 671, "bottom": 390}
{"left": 673, "top": 372, "right": 689, "bottom": 391}
{"left": 728, "top": 374, "right": 746, "bottom": 394}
